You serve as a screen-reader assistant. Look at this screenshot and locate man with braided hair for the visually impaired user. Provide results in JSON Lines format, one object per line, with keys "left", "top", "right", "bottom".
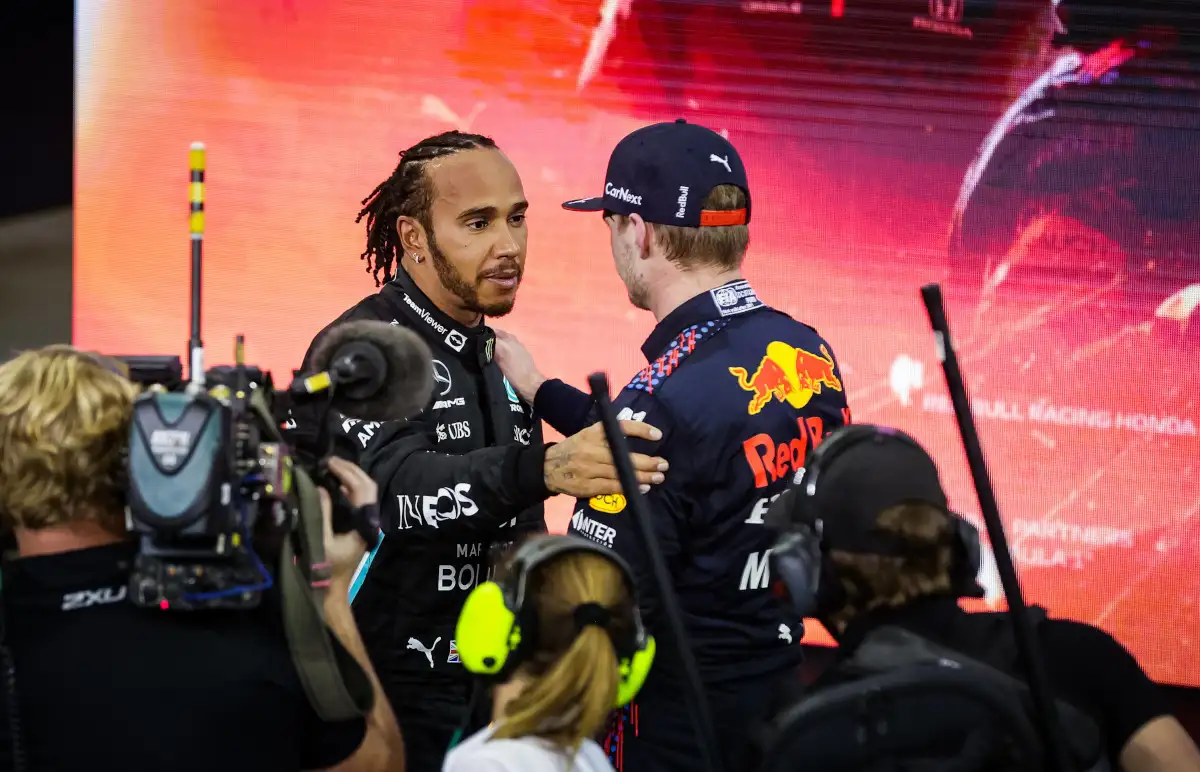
{"left": 295, "top": 131, "right": 670, "bottom": 772}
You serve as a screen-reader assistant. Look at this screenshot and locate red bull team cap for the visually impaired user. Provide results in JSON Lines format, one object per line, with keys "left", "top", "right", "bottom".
{"left": 562, "top": 119, "right": 752, "bottom": 228}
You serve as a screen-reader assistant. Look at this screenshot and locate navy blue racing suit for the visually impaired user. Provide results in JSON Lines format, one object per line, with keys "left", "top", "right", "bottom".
{"left": 534, "top": 279, "right": 851, "bottom": 771}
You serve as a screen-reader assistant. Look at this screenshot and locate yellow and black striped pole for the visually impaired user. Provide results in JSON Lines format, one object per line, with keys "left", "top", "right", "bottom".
{"left": 188, "top": 142, "right": 206, "bottom": 385}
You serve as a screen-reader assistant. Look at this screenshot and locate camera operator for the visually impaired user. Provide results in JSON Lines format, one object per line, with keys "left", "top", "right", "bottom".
{"left": 768, "top": 424, "right": 1200, "bottom": 772}
{"left": 443, "top": 534, "right": 651, "bottom": 772}
{"left": 295, "top": 130, "right": 669, "bottom": 772}
{"left": 0, "top": 345, "right": 403, "bottom": 771}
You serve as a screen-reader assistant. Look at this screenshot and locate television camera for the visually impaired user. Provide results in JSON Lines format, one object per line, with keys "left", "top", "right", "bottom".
{"left": 111, "top": 143, "right": 431, "bottom": 613}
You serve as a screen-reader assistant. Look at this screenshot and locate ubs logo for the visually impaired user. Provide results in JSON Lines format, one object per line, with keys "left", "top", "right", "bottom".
{"left": 437, "top": 421, "right": 472, "bottom": 442}
{"left": 432, "top": 360, "right": 452, "bottom": 396}
{"left": 929, "top": 0, "right": 964, "bottom": 23}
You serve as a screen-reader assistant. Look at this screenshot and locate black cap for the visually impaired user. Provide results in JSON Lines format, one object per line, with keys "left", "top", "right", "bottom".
{"left": 562, "top": 119, "right": 752, "bottom": 227}
{"left": 812, "top": 428, "right": 955, "bottom": 554}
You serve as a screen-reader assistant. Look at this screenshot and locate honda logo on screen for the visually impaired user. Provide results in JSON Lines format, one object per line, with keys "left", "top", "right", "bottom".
{"left": 929, "top": 0, "right": 964, "bottom": 24}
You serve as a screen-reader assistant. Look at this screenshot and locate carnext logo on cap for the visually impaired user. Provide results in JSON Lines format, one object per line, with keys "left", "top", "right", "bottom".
{"left": 605, "top": 182, "right": 642, "bottom": 206}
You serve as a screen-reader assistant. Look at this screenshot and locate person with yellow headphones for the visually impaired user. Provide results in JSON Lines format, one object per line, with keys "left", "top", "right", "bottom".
{"left": 444, "top": 534, "right": 657, "bottom": 771}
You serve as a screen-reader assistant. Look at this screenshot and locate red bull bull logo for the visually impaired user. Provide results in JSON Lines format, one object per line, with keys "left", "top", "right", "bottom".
{"left": 729, "top": 342, "right": 843, "bottom": 415}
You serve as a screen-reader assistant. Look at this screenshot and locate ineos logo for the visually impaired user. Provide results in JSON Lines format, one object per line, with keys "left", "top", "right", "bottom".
{"left": 929, "top": 0, "right": 964, "bottom": 23}
{"left": 432, "top": 360, "right": 452, "bottom": 396}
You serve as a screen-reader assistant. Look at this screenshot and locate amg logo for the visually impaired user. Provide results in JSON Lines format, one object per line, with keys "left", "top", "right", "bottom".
{"left": 605, "top": 181, "right": 642, "bottom": 206}
{"left": 433, "top": 397, "right": 466, "bottom": 410}
{"left": 355, "top": 421, "right": 382, "bottom": 449}
{"left": 62, "top": 585, "right": 127, "bottom": 611}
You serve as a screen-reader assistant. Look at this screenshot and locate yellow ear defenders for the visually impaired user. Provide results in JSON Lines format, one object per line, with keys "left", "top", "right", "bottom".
{"left": 455, "top": 534, "right": 656, "bottom": 708}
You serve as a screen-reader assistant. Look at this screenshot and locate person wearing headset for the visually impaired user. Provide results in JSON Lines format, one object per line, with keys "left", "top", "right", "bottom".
{"left": 764, "top": 424, "right": 1200, "bottom": 772}
{"left": 442, "top": 534, "right": 656, "bottom": 772}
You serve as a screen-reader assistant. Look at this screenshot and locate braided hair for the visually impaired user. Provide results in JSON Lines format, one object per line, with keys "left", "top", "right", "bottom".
{"left": 356, "top": 131, "right": 498, "bottom": 286}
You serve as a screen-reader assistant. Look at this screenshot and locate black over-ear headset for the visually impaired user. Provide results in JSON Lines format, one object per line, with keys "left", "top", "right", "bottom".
{"left": 454, "top": 534, "right": 656, "bottom": 708}
{"left": 767, "top": 424, "right": 984, "bottom": 621}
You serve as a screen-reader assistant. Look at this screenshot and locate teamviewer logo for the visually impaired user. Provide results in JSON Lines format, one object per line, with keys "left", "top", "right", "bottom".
{"left": 445, "top": 330, "right": 467, "bottom": 352}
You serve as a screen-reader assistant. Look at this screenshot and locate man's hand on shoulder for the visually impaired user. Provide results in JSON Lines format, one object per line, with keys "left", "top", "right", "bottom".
{"left": 543, "top": 420, "right": 669, "bottom": 498}
{"left": 493, "top": 329, "right": 545, "bottom": 403}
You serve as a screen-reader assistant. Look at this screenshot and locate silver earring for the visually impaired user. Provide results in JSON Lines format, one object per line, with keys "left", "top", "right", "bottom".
{"left": 412, "top": 253, "right": 422, "bottom": 263}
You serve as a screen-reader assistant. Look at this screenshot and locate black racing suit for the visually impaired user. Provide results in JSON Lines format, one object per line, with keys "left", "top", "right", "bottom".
{"left": 296, "top": 270, "right": 548, "bottom": 772}
{"left": 534, "top": 280, "right": 851, "bottom": 772}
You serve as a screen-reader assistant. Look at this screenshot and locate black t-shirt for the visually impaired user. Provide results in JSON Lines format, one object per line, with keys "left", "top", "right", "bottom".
{"left": 0, "top": 542, "right": 366, "bottom": 771}
{"left": 830, "top": 596, "right": 1170, "bottom": 762}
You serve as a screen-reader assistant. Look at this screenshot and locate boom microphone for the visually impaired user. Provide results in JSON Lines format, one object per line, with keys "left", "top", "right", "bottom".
{"left": 299, "top": 320, "right": 434, "bottom": 423}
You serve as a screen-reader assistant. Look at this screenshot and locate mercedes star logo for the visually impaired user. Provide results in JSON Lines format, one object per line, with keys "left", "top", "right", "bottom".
{"left": 432, "top": 360, "right": 452, "bottom": 396}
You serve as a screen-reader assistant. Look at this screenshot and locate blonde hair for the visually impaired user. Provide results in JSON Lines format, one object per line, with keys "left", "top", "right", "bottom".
{"left": 610, "top": 184, "right": 751, "bottom": 270}
{"left": 825, "top": 503, "right": 957, "bottom": 632}
{"left": 492, "top": 550, "right": 635, "bottom": 752}
{"left": 0, "top": 345, "right": 139, "bottom": 532}
{"left": 653, "top": 184, "right": 750, "bottom": 270}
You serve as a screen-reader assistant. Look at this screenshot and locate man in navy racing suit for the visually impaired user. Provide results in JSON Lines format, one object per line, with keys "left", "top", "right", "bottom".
{"left": 496, "top": 120, "right": 852, "bottom": 772}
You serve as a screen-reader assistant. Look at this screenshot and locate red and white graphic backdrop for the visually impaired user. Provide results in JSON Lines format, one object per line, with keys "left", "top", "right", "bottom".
{"left": 76, "top": 0, "right": 1199, "bottom": 686}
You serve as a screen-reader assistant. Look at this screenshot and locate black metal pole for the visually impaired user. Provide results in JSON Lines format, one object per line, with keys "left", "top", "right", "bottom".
{"left": 920, "top": 283, "right": 1073, "bottom": 772}
{"left": 587, "top": 373, "right": 723, "bottom": 772}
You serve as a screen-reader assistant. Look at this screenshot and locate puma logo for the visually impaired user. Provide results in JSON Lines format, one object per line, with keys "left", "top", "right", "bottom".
{"left": 407, "top": 636, "right": 441, "bottom": 668}
{"left": 778, "top": 623, "right": 793, "bottom": 645}
{"left": 710, "top": 154, "right": 732, "bottom": 173}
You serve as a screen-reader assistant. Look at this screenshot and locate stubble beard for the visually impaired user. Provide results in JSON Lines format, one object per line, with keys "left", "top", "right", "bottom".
{"left": 428, "top": 230, "right": 517, "bottom": 318}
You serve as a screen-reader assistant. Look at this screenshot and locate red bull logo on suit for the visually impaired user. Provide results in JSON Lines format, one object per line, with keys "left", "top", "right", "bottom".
{"left": 728, "top": 342, "right": 843, "bottom": 415}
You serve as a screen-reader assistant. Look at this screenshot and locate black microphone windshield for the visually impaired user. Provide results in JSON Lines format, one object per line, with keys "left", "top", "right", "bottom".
{"left": 306, "top": 320, "right": 433, "bottom": 422}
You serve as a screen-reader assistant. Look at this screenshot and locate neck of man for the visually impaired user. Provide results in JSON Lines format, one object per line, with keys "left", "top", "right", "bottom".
{"left": 401, "top": 265, "right": 483, "bottom": 329}
{"left": 648, "top": 265, "right": 745, "bottom": 323}
{"left": 16, "top": 519, "right": 127, "bottom": 558}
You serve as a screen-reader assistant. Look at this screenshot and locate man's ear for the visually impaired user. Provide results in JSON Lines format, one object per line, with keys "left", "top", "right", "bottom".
{"left": 397, "top": 216, "right": 427, "bottom": 256}
{"left": 629, "top": 213, "right": 652, "bottom": 260}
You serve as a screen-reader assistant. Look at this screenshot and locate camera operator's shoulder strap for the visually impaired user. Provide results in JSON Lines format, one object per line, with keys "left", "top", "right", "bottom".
{"left": 249, "top": 391, "right": 373, "bottom": 721}
{"left": 282, "top": 467, "right": 375, "bottom": 722}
